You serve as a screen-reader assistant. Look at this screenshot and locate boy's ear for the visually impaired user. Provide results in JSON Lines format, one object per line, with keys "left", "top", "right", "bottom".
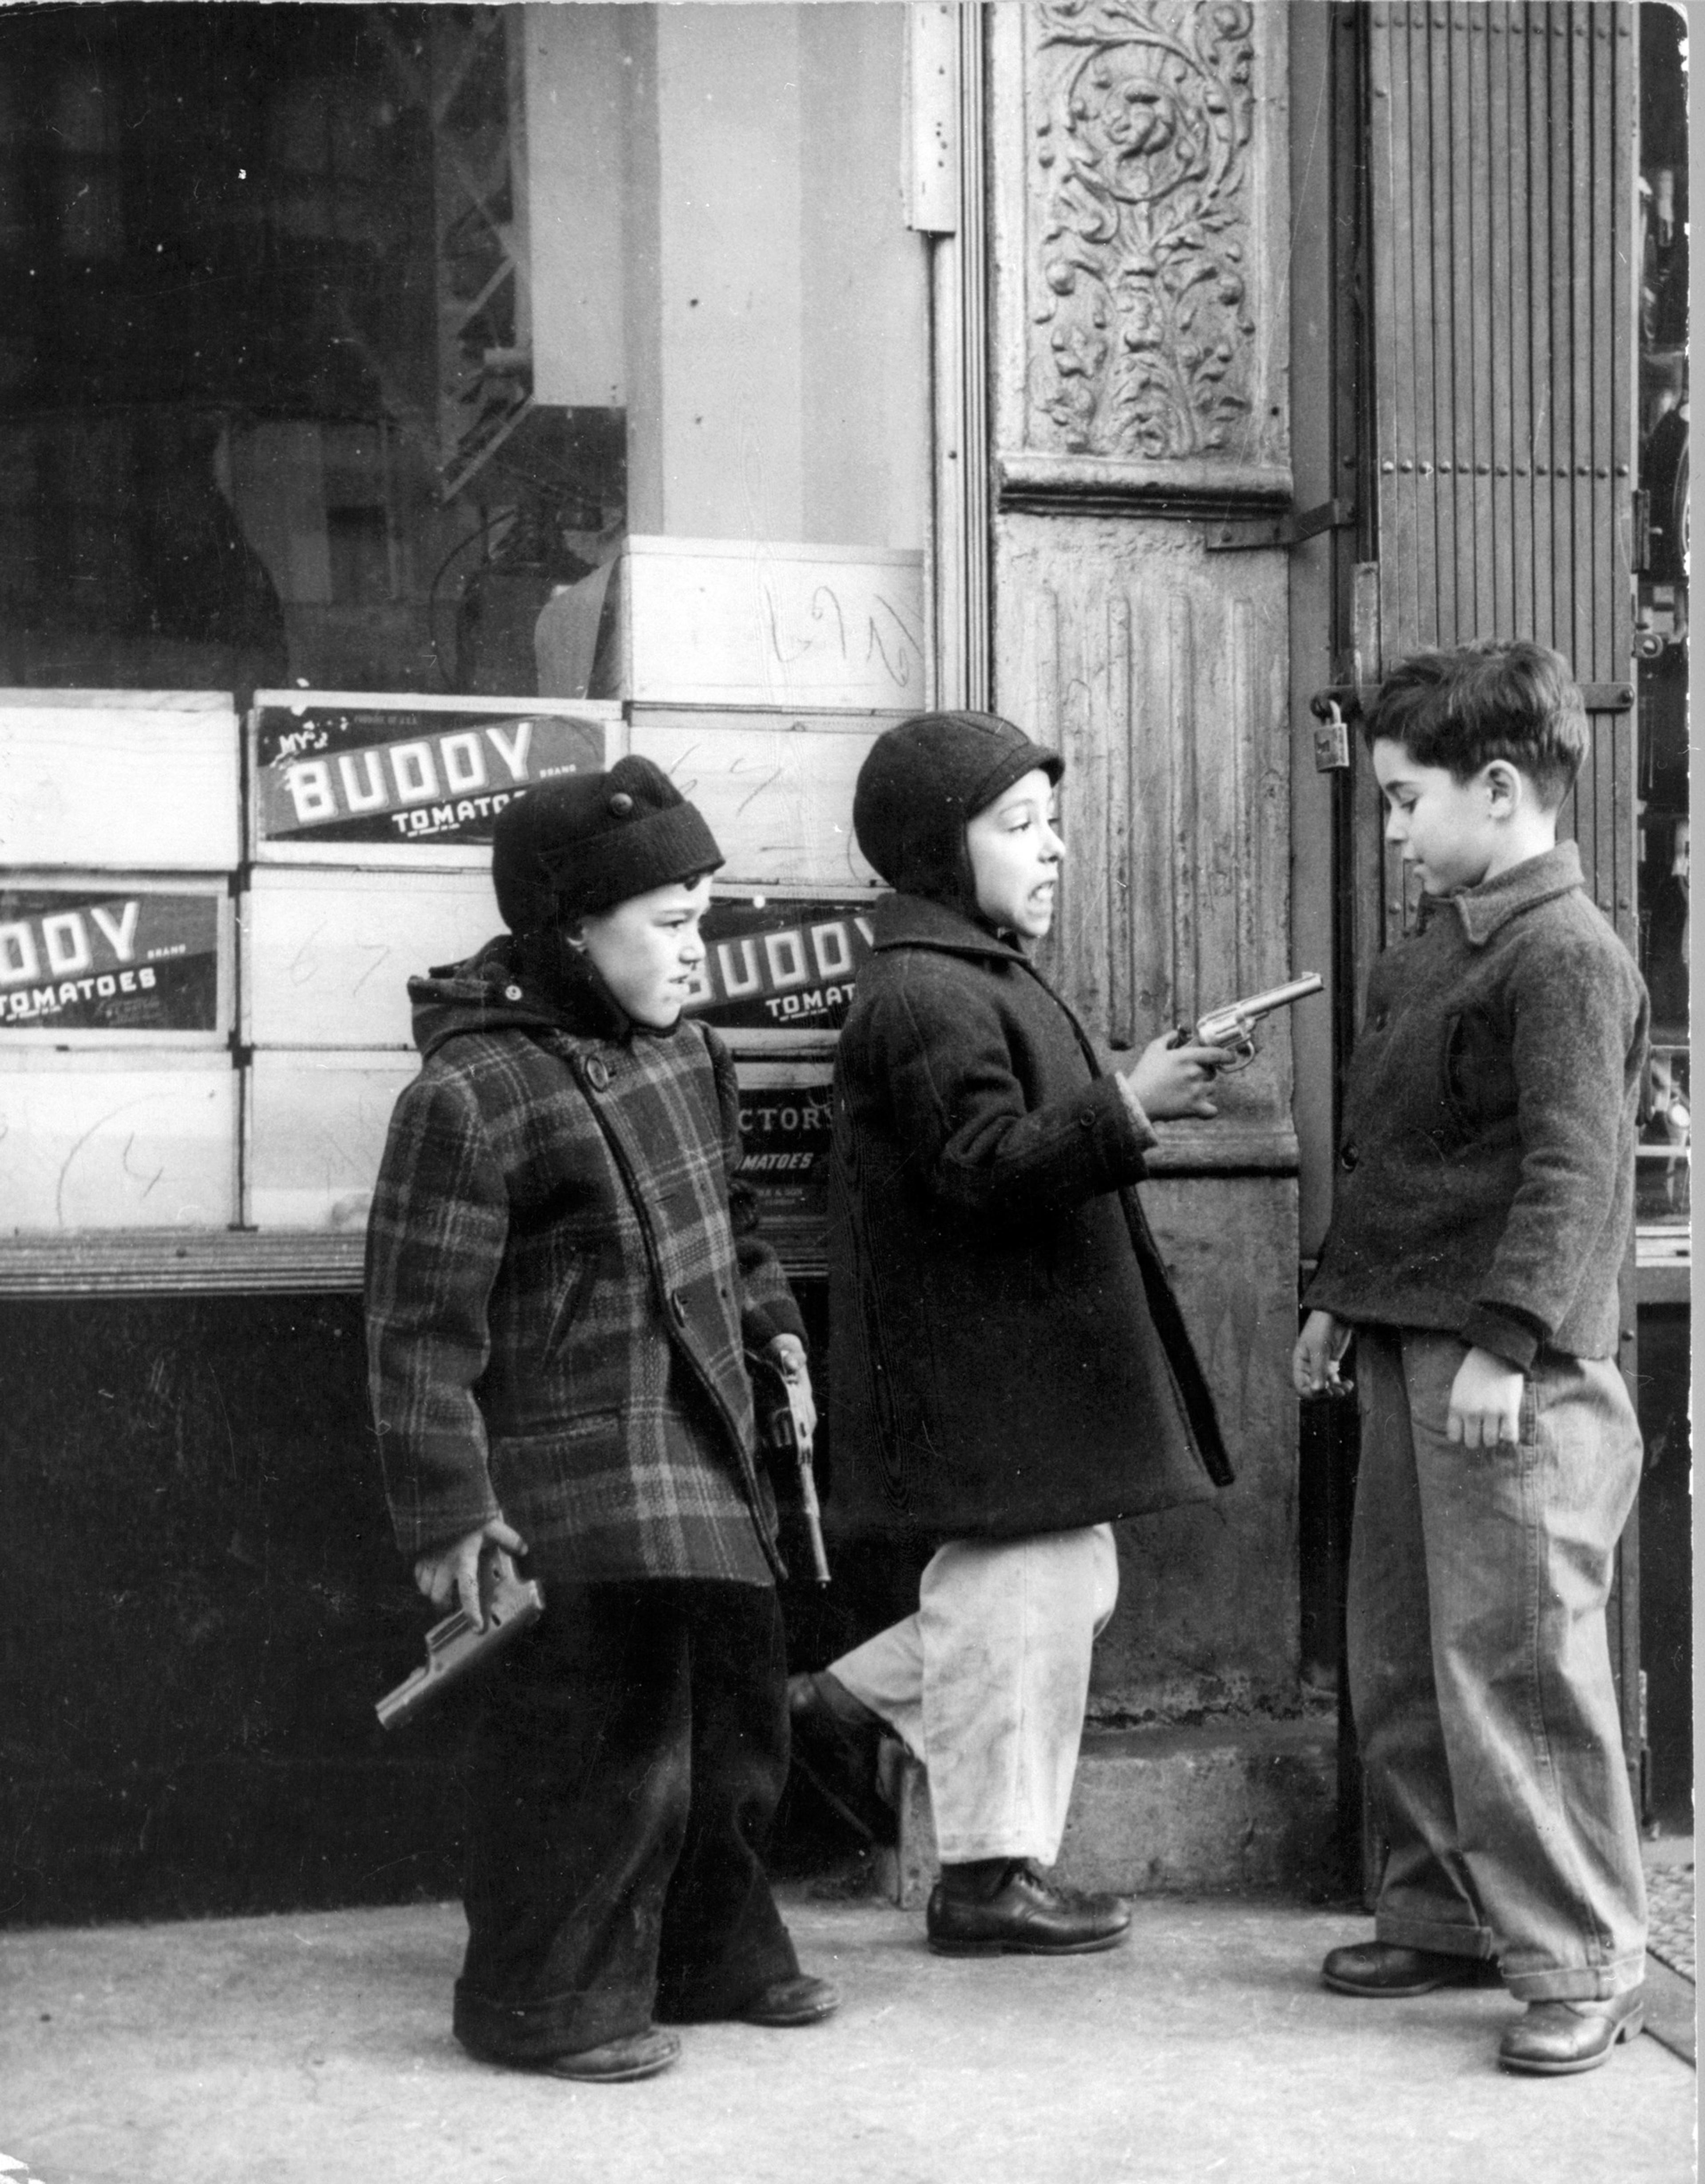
{"left": 1482, "top": 760, "right": 1523, "bottom": 817}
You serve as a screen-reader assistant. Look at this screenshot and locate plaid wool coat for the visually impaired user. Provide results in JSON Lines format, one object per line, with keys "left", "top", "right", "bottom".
{"left": 365, "top": 940, "right": 805, "bottom": 1586}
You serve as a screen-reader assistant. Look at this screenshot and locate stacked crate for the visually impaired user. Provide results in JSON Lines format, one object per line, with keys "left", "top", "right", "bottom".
{"left": 0, "top": 691, "right": 241, "bottom": 1233}
{"left": 241, "top": 692, "right": 621, "bottom": 1233}
{"left": 609, "top": 536, "right": 925, "bottom": 1271}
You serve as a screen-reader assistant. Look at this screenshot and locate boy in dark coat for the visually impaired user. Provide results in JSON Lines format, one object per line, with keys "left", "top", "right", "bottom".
{"left": 366, "top": 758, "right": 837, "bottom": 2082}
{"left": 795, "top": 711, "right": 1234, "bottom": 1955}
{"left": 1295, "top": 641, "right": 1649, "bottom": 2077}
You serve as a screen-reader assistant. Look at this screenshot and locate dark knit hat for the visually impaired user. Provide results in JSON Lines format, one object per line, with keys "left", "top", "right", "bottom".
{"left": 492, "top": 755, "right": 724, "bottom": 932}
{"left": 852, "top": 711, "right": 1064, "bottom": 903}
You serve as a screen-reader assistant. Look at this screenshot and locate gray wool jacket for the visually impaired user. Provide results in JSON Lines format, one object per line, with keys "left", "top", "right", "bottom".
{"left": 1305, "top": 842, "right": 1648, "bottom": 1369}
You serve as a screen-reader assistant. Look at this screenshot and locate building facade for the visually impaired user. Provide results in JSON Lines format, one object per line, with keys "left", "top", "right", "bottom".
{"left": 0, "top": 1, "right": 1686, "bottom": 1920}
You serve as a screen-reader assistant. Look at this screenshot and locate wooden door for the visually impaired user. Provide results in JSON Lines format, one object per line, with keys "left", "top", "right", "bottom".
{"left": 1350, "top": 0, "right": 1643, "bottom": 1789}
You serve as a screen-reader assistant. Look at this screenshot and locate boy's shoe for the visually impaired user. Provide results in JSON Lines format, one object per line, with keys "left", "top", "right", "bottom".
{"left": 1321, "top": 1941, "right": 1500, "bottom": 1997}
{"left": 1497, "top": 1988, "right": 1646, "bottom": 2076}
{"left": 787, "top": 1671, "right": 895, "bottom": 1843}
{"left": 539, "top": 2029, "right": 681, "bottom": 2082}
{"left": 737, "top": 1974, "right": 842, "bottom": 2027}
{"left": 926, "top": 1860, "right": 1130, "bottom": 1956}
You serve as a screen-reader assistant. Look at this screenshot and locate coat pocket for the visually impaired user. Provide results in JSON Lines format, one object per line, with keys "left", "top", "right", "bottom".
{"left": 1441, "top": 1007, "right": 1517, "bottom": 1129}
{"left": 540, "top": 1253, "right": 595, "bottom": 1365}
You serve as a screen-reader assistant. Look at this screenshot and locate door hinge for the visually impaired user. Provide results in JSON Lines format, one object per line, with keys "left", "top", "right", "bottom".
{"left": 1205, "top": 499, "right": 1355, "bottom": 553}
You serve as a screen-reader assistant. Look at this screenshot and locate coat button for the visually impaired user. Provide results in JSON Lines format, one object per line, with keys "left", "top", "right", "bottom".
{"left": 504, "top": 985, "right": 523, "bottom": 1001}
{"left": 1079, "top": 1111, "right": 1095, "bottom": 1128}
{"left": 586, "top": 1058, "right": 610, "bottom": 1091}
{"left": 668, "top": 1290, "right": 688, "bottom": 1329}
{"left": 1339, "top": 1143, "right": 1359, "bottom": 1171}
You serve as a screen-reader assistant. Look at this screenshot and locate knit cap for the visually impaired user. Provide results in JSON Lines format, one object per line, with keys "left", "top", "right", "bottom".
{"left": 852, "top": 711, "right": 1064, "bottom": 903}
{"left": 492, "top": 756, "right": 724, "bottom": 932}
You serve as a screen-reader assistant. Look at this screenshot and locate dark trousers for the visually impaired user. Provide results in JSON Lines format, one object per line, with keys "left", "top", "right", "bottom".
{"left": 452, "top": 1579, "right": 801, "bottom": 2064}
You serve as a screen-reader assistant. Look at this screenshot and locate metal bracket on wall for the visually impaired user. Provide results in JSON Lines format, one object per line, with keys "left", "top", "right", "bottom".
{"left": 1205, "top": 499, "right": 1355, "bottom": 553}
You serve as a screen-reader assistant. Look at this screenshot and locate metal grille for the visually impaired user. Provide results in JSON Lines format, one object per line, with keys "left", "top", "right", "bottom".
{"left": 1364, "top": 2, "right": 1638, "bottom": 948}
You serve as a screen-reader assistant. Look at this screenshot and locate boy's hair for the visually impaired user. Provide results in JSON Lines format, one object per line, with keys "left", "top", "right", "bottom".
{"left": 1361, "top": 639, "right": 1588, "bottom": 808}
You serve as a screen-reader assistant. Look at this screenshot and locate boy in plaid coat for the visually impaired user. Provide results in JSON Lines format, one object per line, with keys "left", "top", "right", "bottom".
{"left": 366, "top": 758, "right": 838, "bottom": 2083}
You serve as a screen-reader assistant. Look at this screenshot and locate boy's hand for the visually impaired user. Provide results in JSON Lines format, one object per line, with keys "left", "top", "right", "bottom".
{"left": 414, "top": 1516, "right": 527, "bottom": 1630}
{"left": 1292, "top": 1310, "right": 1349, "bottom": 1397}
{"left": 1126, "top": 1034, "right": 1223, "bottom": 1120}
{"left": 1447, "top": 1347, "right": 1525, "bottom": 1449}
{"left": 765, "top": 1333, "right": 817, "bottom": 1443}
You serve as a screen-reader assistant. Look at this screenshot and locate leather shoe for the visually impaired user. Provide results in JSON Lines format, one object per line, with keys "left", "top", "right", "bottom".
{"left": 1321, "top": 1940, "right": 1500, "bottom": 1998}
{"left": 1498, "top": 1987, "right": 1645, "bottom": 2076}
{"left": 788, "top": 1671, "right": 895, "bottom": 1843}
{"left": 926, "top": 1860, "right": 1131, "bottom": 1956}
{"left": 540, "top": 2028, "right": 680, "bottom": 2082}
{"left": 738, "top": 1974, "right": 841, "bottom": 2027}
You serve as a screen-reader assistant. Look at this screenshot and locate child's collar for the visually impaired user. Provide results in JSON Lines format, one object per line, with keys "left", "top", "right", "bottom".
{"left": 1443, "top": 840, "right": 1586, "bottom": 946}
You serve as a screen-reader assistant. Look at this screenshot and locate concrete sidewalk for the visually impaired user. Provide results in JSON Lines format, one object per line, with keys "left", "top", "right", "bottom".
{"left": 1, "top": 1888, "right": 1695, "bottom": 2184}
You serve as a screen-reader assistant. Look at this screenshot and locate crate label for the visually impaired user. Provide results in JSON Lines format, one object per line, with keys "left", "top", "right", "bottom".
{"left": 255, "top": 705, "right": 606, "bottom": 847}
{"left": 736, "top": 1072, "right": 833, "bottom": 1243}
{"left": 685, "top": 898, "right": 874, "bottom": 1032}
{"left": 0, "top": 888, "right": 220, "bottom": 1032}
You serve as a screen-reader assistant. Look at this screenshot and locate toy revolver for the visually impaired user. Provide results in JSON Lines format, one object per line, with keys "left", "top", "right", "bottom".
{"left": 750, "top": 1351, "right": 830, "bottom": 1585}
{"left": 1170, "top": 973, "right": 1323, "bottom": 1072}
{"left": 376, "top": 1549, "right": 544, "bottom": 1730}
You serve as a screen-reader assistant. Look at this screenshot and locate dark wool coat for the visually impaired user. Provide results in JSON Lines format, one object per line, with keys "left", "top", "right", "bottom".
{"left": 365, "top": 939, "right": 805, "bottom": 1586}
{"left": 826, "top": 894, "right": 1233, "bottom": 1545}
{"left": 1304, "top": 843, "right": 1648, "bottom": 1367}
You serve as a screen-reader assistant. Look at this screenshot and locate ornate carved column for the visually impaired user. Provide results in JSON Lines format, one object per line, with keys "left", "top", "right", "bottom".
{"left": 988, "top": 0, "right": 1301, "bottom": 1719}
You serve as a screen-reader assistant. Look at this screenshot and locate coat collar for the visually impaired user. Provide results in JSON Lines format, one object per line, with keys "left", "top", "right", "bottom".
{"left": 1422, "top": 841, "right": 1586, "bottom": 948}
{"left": 870, "top": 890, "right": 1031, "bottom": 964}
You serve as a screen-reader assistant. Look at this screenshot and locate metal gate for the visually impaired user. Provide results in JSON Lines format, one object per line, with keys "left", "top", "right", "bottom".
{"left": 1323, "top": 0, "right": 1644, "bottom": 1812}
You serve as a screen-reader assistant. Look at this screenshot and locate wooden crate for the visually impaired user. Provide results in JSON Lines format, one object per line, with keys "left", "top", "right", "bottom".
{"left": 0, "top": 1050, "right": 236, "bottom": 1230}
{"left": 681, "top": 883, "right": 876, "bottom": 1050}
{"left": 611, "top": 538, "right": 926, "bottom": 708}
{"left": 625, "top": 708, "right": 892, "bottom": 890}
{"left": 0, "top": 873, "right": 232, "bottom": 1047}
{"left": 0, "top": 689, "right": 241, "bottom": 869}
{"left": 241, "top": 869, "right": 500, "bottom": 1050}
{"left": 244, "top": 1049, "right": 418, "bottom": 1231}
{"left": 249, "top": 691, "right": 618, "bottom": 867}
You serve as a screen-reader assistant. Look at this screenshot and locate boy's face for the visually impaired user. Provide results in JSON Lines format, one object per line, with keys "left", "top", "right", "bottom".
{"left": 574, "top": 874, "right": 712, "bottom": 1028}
{"left": 1372, "top": 738, "right": 1504, "bottom": 894}
{"left": 966, "top": 768, "right": 1063, "bottom": 938}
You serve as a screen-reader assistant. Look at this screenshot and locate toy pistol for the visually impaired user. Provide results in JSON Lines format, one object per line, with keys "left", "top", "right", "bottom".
{"left": 750, "top": 1351, "right": 830, "bottom": 1586}
{"left": 376, "top": 1551, "right": 544, "bottom": 1730}
{"left": 1170, "top": 973, "right": 1323, "bottom": 1072}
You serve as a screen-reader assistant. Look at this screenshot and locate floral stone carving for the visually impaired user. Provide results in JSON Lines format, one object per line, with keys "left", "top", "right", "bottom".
{"left": 1028, "top": 0, "right": 1258, "bottom": 465}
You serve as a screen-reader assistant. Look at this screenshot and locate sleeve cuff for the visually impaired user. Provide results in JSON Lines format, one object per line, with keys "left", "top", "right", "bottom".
{"left": 743, "top": 1294, "right": 807, "bottom": 1352}
{"left": 1112, "top": 1071, "right": 1161, "bottom": 1150}
{"left": 1460, "top": 1303, "right": 1545, "bottom": 1372}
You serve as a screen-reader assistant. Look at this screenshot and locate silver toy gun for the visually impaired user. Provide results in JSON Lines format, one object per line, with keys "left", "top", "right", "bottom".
{"left": 750, "top": 1350, "right": 830, "bottom": 1585}
{"left": 376, "top": 1547, "right": 544, "bottom": 1730}
{"left": 1170, "top": 972, "right": 1323, "bottom": 1072}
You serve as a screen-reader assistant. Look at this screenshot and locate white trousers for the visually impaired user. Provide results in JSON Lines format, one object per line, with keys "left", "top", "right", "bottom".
{"left": 829, "top": 1524, "right": 1119, "bottom": 1865}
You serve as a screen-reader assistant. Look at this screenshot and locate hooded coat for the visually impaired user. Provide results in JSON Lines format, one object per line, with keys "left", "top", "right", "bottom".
{"left": 365, "top": 937, "right": 805, "bottom": 1586}
{"left": 826, "top": 713, "right": 1233, "bottom": 1545}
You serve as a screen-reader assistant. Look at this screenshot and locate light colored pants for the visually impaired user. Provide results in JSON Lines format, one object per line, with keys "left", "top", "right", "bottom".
{"left": 829, "top": 1524, "right": 1119, "bottom": 1865}
{"left": 1350, "top": 1329, "right": 1647, "bottom": 2002}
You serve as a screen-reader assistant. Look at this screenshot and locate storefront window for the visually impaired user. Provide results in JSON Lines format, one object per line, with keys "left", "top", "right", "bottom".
{"left": 0, "top": 3, "right": 929, "bottom": 703}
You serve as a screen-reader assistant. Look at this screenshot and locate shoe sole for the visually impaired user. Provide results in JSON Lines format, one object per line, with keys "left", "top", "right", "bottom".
{"left": 1497, "top": 2005, "right": 1646, "bottom": 2077}
{"left": 739, "top": 2002, "right": 841, "bottom": 2026}
{"left": 1320, "top": 1965, "right": 1495, "bottom": 1999}
{"left": 928, "top": 1927, "right": 1130, "bottom": 1958}
{"left": 543, "top": 2051, "right": 679, "bottom": 2083}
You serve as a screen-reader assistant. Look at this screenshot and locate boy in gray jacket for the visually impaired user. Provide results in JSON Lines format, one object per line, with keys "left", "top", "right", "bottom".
{"left": 1295, "top": 641, "right": 1649, "bottom": 2077}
